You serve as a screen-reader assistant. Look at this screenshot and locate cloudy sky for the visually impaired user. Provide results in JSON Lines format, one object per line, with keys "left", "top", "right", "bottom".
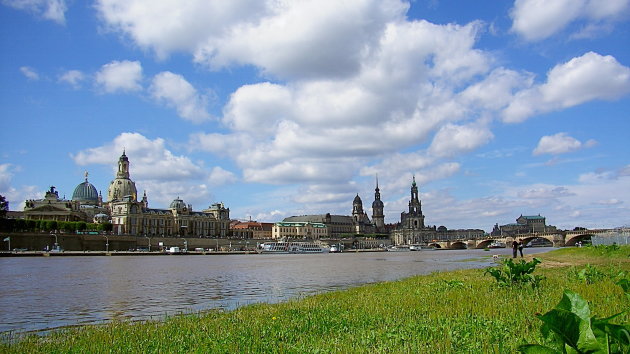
{"left": 1, "top": 0, "right": 629, "bottom": 231}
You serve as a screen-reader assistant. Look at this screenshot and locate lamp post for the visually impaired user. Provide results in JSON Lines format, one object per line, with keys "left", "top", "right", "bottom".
{"left": 50, "top": 231, "right": 59, "bottom": 251}
{"left": 104, "top": 235, "right": 109, "bottom": 253}
{"left": 144, "top": 235, "right": 151, "bottom": 252}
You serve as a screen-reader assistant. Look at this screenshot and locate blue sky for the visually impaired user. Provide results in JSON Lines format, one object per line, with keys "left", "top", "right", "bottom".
{"left": 1, "top": 0, "right": 629, "bottom": 231}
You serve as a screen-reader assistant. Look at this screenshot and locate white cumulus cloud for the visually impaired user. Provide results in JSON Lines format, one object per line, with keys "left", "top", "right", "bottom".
{"left": 503, "top": 52, "right": 630, "bottom": 123}
{"left": 533, "top": 132, "right": 596, "bottom": 155}
{"left": 207, "top": 166, "right": 237, "bottom": 186}
{"left": 149, "top": 72, "right": 211, "bottom": 123}
{"left": 429, "top": 123, "right": 494, "bottom": 158}
{"left": 510, "top": 0, "right": 630, "bottom": 41}
{"left": 70, "top": 132, "right": 238, "bottom": 208}
{"left": 95, "top": 60, "right": 143, "bottom": 93}
{"left": 2, "top": 0, "right": 67, "bottom": 24}
{"left": 0, "top": 163, "right": 40, "bottom": 211}
{"left": 72, "top": 132, "right": 205, "bottom": 181}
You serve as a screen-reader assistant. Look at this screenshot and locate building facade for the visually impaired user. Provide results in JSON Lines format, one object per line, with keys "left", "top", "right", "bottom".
{"left": 231, "top": 220, "right": 273, "bottom": 239}
{"left": 491, "top": 214, "right": 556, "bottom": 236}
{"left": 272, "top": 221, "right": 328, "bottom": 239}
{"left": 23, "top": 172, "right": 108, "bottom": 223}
{"left": 283, "top": 179, "right": 384, "bottom": 238}
{"left": 106, "top": 152, "right": 231, "bottom": 237}
{"left": 23, "top": 186, "right": 86, "bottom": 222}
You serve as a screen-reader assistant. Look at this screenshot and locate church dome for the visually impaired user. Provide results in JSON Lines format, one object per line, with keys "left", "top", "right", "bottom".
{"left": 107, "top": 151, "right": 138, "bottom": 202}
{"left": 372, "top": 199, "right": 384, "bottom": 208}
{"left": 170, "top": 198, "right": 186, "bottom": 210}
{"left": 353, "top": 194, "right": 363, "bottom": 205}
{"left": 107, "top": 178, "right": 137, "bottom": 202}
{"left": 72, "top": 174, "right": 99, "bottom": 203}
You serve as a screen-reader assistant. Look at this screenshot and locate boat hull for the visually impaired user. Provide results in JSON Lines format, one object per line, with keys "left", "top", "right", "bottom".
{"left": 258, "top": 242, "right": 330, "bottom": 254}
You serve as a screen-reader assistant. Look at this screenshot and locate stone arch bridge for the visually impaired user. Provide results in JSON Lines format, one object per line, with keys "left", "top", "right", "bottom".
{"left": 428, "top": 229, "right": 612, "bottom": 250}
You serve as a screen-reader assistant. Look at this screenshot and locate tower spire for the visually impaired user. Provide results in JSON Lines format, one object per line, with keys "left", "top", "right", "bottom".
{"left": 372, "top": 174, "right": 384, "bottom": 231}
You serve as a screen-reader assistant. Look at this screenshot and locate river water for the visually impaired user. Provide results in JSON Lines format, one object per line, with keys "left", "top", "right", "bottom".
{"left": 0, "top": 247, "right": 553, "bottom": 334}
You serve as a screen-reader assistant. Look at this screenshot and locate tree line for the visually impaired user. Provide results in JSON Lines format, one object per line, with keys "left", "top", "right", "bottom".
{"left": 0, "top": 218, "right": 113, "bottom": 233}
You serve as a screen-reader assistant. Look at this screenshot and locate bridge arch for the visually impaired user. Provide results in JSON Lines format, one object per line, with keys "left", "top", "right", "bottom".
{"left": 428, "top": 242, "right": 442, "bottom": 249}
{"left": 520, "top": 236, "right": 553, "bottom": 248}
{"left": 565, "top": 234, "right": 592, "bottom": 247}
{"left": 450, "top": 241, "right": 467, "bottom": 249}
{"left": 475, "top": 239, "right": 496, "bottom": 249}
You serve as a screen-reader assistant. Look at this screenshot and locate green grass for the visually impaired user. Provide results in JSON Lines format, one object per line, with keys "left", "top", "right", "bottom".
{"left": 2, "top": 246, "right": 629, "bottom": 353}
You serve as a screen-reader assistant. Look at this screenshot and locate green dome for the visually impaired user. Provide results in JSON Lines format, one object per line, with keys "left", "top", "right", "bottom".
{"left": 72, "top": 180, "right": 98, "bottom": 203}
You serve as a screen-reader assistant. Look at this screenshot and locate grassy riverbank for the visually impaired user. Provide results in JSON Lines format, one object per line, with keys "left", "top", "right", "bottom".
{"left": 2, "top": 246, "right": 629, "bottom": 353}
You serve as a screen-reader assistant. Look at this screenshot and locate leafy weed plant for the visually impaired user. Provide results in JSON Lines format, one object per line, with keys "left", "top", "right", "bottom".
{"left": 519, "top": 289, "right": 630, "bottom": 353}
{"left": 485, "top": 257, "right": 544, "bottom": 288}
{"left": 571, "top": 264, "right": 627, "bottom": 285}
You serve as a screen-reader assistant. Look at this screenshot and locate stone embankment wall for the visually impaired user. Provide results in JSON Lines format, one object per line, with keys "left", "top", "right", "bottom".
{"left": 0, "top": 233, "right": 268, "bottom": 252}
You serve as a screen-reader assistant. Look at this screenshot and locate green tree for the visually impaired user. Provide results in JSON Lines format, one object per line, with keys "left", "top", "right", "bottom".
{"left": 0, "top": 194, "right": 8, "bottom": 218}
{"left": 15, "top": 219, "right": 27, "bottom": 231}
{"left": 101, "top": 222, "right": 113, "bottom": 232}
{"left": 0, "top": 218, "right": 14, "bottom": 231}
{"left": 46, "top": 220, "right": 58, "bottom": 231}
{"left": 25, "top": 219, "right": 36, "bottom": 230}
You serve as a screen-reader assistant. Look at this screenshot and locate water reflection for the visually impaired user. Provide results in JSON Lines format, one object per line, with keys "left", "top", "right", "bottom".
{"left": 0, "top": 247, "right": 553, "bottom": 333}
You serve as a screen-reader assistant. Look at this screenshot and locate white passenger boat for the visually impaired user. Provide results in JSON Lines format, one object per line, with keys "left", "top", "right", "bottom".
{"left": 489, "top": 241, "right": 507, "bottom": 249}
{"left": 329, "top": 244, "right": 343, "bottom": 253}
{"left": 258, "top": 241, "right": 330, "bottom": 254}
{"left": 386, "top": 245, "right": 411, "bottom": 252}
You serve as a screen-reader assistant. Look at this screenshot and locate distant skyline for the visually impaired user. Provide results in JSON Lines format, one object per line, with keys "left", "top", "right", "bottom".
{"left": 1, "top": 0, "right": 629, "bottom": 231}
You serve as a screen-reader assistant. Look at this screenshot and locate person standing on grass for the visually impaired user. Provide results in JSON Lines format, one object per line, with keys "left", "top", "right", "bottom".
{"left": 518, "top": 240, "right": 524, "bottom": 258}
{"left": 512, "top": 240, "right": 518, "bottom": 258}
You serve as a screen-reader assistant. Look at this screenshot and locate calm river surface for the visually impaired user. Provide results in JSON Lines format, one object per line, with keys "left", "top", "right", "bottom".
{"left": 0, "top": 247, "right": 553, "bottom": 334}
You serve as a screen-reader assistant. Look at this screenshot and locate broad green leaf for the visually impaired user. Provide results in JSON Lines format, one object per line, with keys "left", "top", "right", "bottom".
{"left": 538, "top": 291, "right": 601, "bottom": 353}
{"left": 554, "top": 290, "right": 591, "bottom": 321}
{"left": 592, "top": 319, "right": 630, "bottom": 346}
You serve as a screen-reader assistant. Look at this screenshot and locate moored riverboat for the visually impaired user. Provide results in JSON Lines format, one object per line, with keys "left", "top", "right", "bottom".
{"left": 258, "top": 241, "right": 330, "bottom": 254}
{"left": 489, "top": 241, "right": 507, "bottom": 249}
{"left": 386, "top": 245, "right": 411, "bottom": 252}
{"left": 329, "top": 244, "right": 344, "bottom": 253}
{"left": 410, "top": 244, "right": 436, "bottom": 251}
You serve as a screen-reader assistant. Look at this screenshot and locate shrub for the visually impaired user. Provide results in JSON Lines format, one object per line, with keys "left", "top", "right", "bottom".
{"left": 485, "top": 257, "right": 544, "bottom": 288}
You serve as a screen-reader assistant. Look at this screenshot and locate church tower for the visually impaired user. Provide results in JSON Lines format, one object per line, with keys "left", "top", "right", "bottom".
{"left": 352, "top": 194, "right": 364, "bottom": 222}
{"left": 401, "top": 175, "right": 424, "bottom": 229}
{"left": 117, "top": 150, "right": 130, "bottom": 179}
{"left": 107, "top": 150, "right": 138, "bottom": 202}
{"left": 409, "top": 175, "right": 421, "bottom": 215}
{"left": 372, "top": 176, "right": 384, "bottom": 231}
